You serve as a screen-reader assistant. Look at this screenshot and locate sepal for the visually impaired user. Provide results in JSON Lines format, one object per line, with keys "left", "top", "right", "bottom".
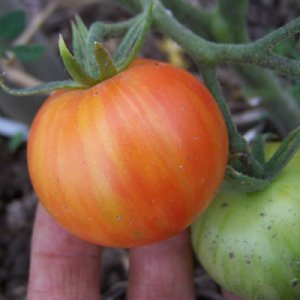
{"left": 58, "top": 35, "right": 97, "bottom": 87}
{"left": 94, "top": 42, "right": 118, "bottom": 81}
{"left": 0, "top": 78, "right": 83, "bottom": 95}
{"left": 225, "top": 166, "right": 271, "bottom": 193}
{"left": 114, "top": 0, "right": 153, "bottom": 71}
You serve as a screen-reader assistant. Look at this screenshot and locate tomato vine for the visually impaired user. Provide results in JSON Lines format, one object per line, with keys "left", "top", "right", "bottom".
{"left": 112, "top": 0, "right": 300, "bottom": 192}
{"left": 1, "top": 0, "right": 300, "bottom": 192}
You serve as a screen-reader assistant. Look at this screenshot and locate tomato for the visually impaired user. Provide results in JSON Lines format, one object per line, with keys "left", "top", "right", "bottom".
{"left": 192, "top": 144, "right": 300, "bottom": 299}
{"left": 27, "top": 59, "right": 228, "bottom": 247}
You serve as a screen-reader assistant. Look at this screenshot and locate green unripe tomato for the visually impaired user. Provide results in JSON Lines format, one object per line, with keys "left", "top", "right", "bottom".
{"left": 192, "top": 144, "right": 300, "bottom": 300}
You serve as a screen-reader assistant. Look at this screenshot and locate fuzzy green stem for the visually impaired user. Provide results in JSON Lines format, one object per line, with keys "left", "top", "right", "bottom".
{"left": 0, "top": 79, "right": 82, "bottom": 95}
{"left": 201, "top": 66, "right": 243, "bottom": 151}
{"left": 149, "top": 2, "right": 300, "bottom": 80}
{"left": 88, "top": 15, "right": 141, "bottom": 43}
{"left": 201, "top": 66, "right": 265, "bottom": 178}
{"left": 115, "top": 0, "right": 300, "bottom": 78}
{"left": 160, "top": 0, "right": 213, "bottom": 39}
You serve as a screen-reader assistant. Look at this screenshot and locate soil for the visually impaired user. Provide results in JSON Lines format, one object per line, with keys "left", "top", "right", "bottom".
{"left": 0, "top": 0, "right": 300, "bottom": 299}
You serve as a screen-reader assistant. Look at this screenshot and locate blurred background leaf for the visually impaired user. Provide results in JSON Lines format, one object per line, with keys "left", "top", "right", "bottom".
{"left": 10, "top": 44, "right": 45, "bottom": 62}
{"left": 0, "top": 10, "right": 25, "bottom": 41}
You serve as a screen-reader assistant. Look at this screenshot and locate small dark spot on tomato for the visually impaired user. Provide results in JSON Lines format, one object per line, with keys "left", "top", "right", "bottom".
{"left": 220, "top": 202, "right": 228, "bottom": 208}
{"left": 246, "top": 260, "right": 251, "bottom": 264}
{"left": 229, "top": 252, "right": 234, "bottom": 259}
{"left": 134, "top": 231, "right": 143, "bottom": 239}
{"left": 186, "top": 155, "right": 191, "bottom": 160}
{"left": 259, "top": 212, "right": 266, "bottom": 217}
{"left": 267, "top": 225, "right": 272, "bottom": 230}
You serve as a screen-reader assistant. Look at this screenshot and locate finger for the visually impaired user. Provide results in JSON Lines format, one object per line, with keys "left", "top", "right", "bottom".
{"left": 27, "top": 204, "right": 102, "bottom": 300}
{"left": 223, "top": 290, "right": 244, "bottom": 300}
{"left": 127, "top": 230, "right": 195, "bottom": 300}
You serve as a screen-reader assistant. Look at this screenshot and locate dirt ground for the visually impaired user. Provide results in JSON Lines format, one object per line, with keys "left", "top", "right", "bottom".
{"left": 0, "top": 0, "right": 300, "bottom": 299}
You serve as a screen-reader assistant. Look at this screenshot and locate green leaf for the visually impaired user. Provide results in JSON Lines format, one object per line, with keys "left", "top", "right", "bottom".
{"left": 94, "top": 42, "right": 117, "bottom": 81}
{"left": 266, "top": 126, "right": 300, "bottom": 176}
{"left": 58, "top": 34, "right": 97, "bottom": 87}
{"left": 0, "top": 10, "right": 26, "bottom": 40}
{"left": 290, "top": 82, "right": 300, "bottom": 101}
{"left": 0, "top": 45, "right": 8, "bottom": 58}
{"left": 0, "top": 78, "right": 83, "bottom": 96}
{"left": 11, "top": 44, "right": 45, "bottom": 62}
{"left": 114, "top": 0, "right": 153, "bottom": 71}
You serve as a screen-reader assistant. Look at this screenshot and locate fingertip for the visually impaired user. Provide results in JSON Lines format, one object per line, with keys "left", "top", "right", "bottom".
{"left": 127, "top": 230, "right": 195, "bottom": 300}
{"left": 27, "top": 204, "right": 102, "bottom": 300}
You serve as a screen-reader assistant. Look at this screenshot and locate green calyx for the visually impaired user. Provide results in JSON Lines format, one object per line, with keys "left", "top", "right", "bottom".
{"left": 0, "top": 0, "right": 153, "bottom": 96}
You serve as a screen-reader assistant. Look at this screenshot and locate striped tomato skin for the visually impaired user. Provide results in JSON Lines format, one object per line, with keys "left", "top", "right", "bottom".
{"left": 27, "top": 59, "right": 228, "bottom": 247}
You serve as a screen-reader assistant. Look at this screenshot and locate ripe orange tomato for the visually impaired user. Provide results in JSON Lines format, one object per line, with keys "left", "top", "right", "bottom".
{"left": 27, "top": 59, "right": 228, "bottom": 247}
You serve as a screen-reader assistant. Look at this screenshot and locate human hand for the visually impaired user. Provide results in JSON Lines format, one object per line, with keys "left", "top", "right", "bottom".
{"left": 27, "top": 204, "right": 242, "bottom": 300}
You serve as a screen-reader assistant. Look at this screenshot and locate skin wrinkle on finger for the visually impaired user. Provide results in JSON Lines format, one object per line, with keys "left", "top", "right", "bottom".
{"left": 29, "top": 236, "right": 101, "bottom": 299}
{"left": 127, "top": 230, "right": 195, "bottom": 300}
{"left": 28, "top": 255, "right": 100, "bottom": 300}
{"left": 27, "top": 205, "right": 102, "bottom": 300}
